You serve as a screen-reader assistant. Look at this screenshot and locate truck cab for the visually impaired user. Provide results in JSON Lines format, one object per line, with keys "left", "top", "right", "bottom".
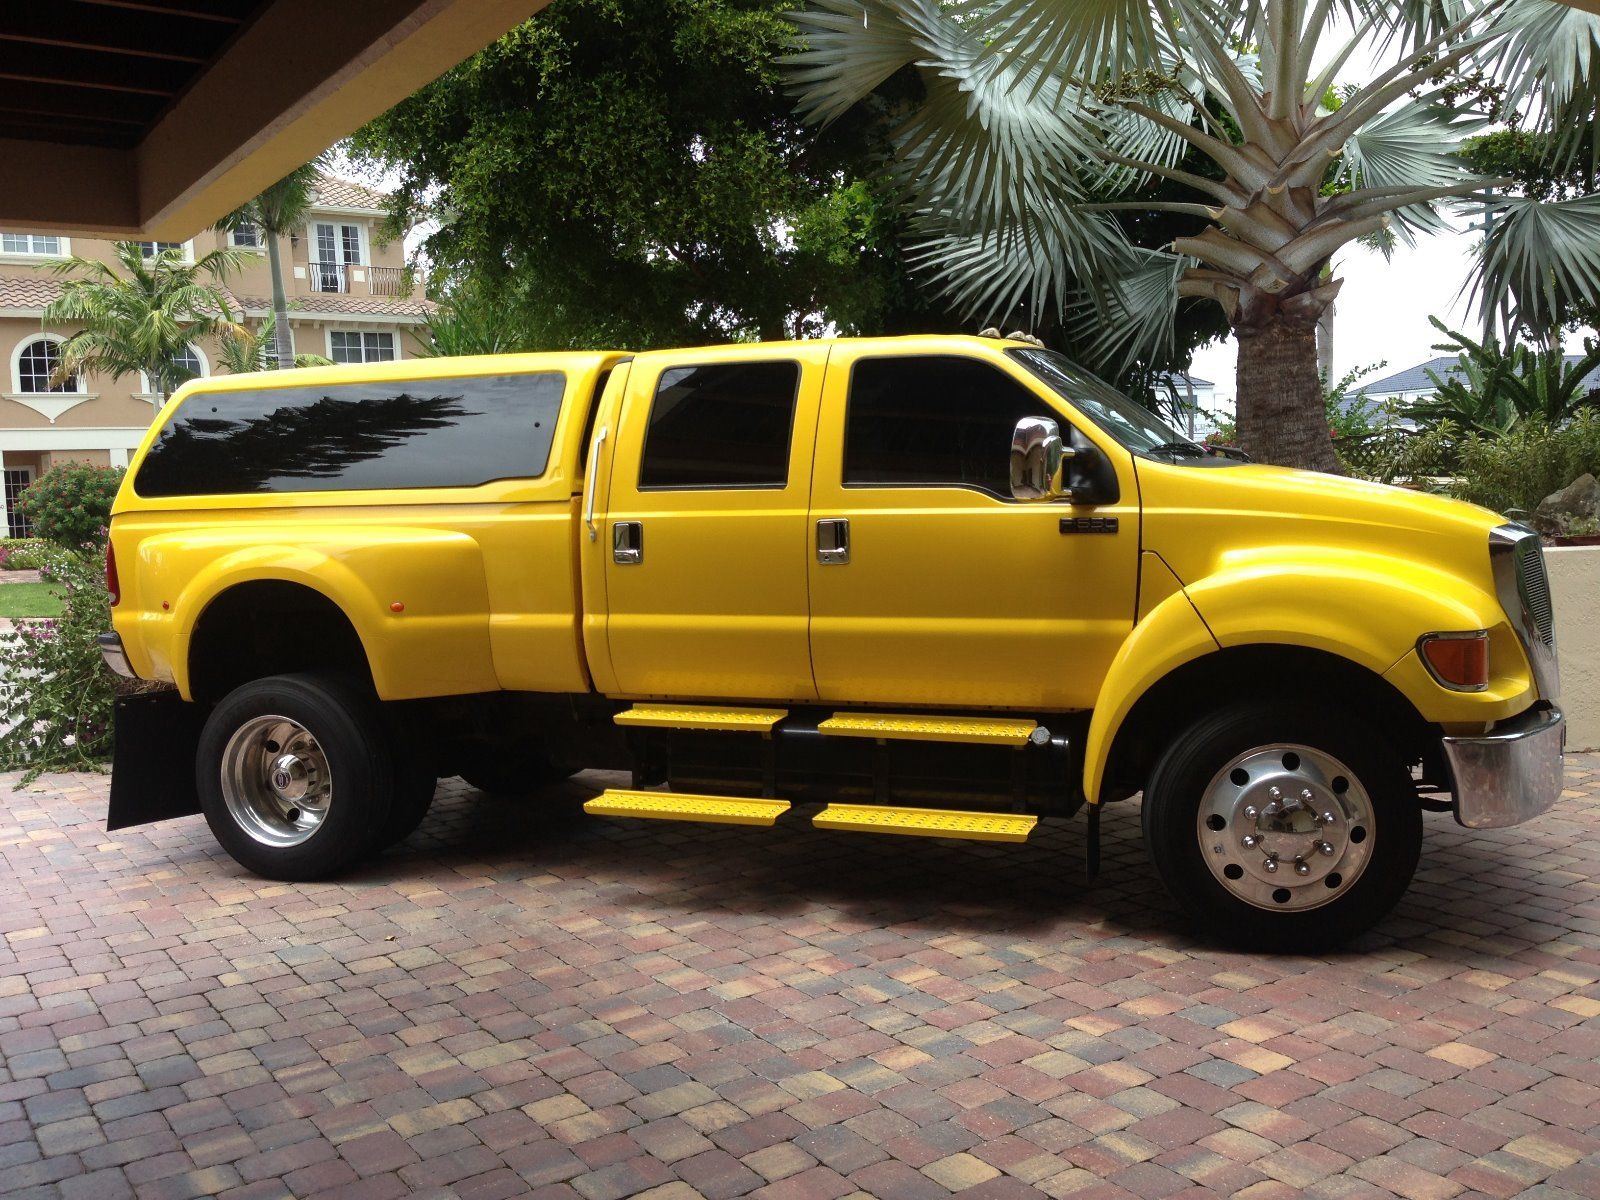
{"left": 101, "top": 335, "right": 1565, "bottom": 949}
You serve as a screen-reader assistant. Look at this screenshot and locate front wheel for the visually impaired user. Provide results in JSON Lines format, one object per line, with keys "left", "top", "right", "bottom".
{"left": 1141, "top": 703, "right": 1422, "bottom": 952}
{"left": 197, "top": 673, "right": 395, "bottom": 880}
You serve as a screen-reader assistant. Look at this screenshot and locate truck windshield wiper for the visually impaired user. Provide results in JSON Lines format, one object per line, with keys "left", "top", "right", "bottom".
{"left": 1146, "top": 441, "right": 1208, "bottom": 458}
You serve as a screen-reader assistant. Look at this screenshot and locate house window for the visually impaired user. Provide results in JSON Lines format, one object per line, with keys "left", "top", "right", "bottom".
{"left": 135, "top": 241, "right": 189, "bottom": 260}
{"left": 329, "top": 331, "right": 397, "bottom": 364}
{"left": 14, "top": 337, "right": 80, "bottom": 394}
{"left": 1, "top": 233, "right": 64, "bottom": 256}
{"left": 3, "top": 468, "right": 35, "bottom": 538}
{"left": 140, "top": 345, "right": 207, "bottom": 395}
{"left": 312, "top": 222, "right": 363, "bottom": 292}
{"left": 229, "top": 224, "right": 262, "bottom": 249}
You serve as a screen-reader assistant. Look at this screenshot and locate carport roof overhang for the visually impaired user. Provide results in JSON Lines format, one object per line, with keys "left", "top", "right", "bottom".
{"left": 0, "top": 0, "right": 549, "bottom": 239}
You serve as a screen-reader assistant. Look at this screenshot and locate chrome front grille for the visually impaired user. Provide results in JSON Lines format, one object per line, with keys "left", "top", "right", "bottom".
{"left": 1515, "top": 537, "right": 1555, "bottom": 648}
{"left": 1491, "top": 524, "right": 1560, "bottom": 699}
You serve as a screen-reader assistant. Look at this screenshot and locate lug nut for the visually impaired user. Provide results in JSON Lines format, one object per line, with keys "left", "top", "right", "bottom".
{"left": 1320, "top": 811, "right": 1336, "bottom": 825}
{"left": 1242, "top": 805, "right": 1258, "bottom": 820}
{"left": 1264, "top": 856, "right": 1279, "bottom": 873}
{"left": 1269, "top": 787, "right": 1282, "bottom": 800}
{"left": 1294, "top": 857, "right": 1310, "bottom": 876}
{"left": 1317, "top": 840, "right": 1335, "bottom": 856}
{"left": 1301, "top": 788, "right": 1314, "bottom": 801}
{"left": 1241, "top": 834, "right": 1259, "bottom": 848}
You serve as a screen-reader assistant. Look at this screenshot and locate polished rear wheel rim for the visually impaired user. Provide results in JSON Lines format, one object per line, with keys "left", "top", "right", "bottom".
{"left": 1196, "top": 742, "right": 1374, "bottom": 911}
{"left": 220, "top": 715, "right": 333, "bottom": 848}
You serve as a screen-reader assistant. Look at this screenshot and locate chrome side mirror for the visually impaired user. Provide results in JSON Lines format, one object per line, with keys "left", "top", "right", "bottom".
{"left": 1010, "top": 416, "right": 1072, "bottom": 501}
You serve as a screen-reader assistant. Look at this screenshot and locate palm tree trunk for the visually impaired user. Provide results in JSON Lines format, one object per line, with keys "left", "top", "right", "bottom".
{"left": 1235, "top": 317, "right": 1342, "bottom": 473}
{"left": 265, "top": 233, "right": 294, "bottom": 370}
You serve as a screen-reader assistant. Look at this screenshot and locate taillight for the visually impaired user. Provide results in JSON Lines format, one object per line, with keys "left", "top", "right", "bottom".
{"left": 1419, "top": 631, "right": 1488, "bottom": 691}
{"left": 106, "top": 542, "right": 120, "bottom": 607}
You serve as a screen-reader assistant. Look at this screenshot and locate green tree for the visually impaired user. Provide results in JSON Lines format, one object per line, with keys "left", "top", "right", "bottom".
{"left": 348, "top": 0, "right": 1224, "bottom": 389}
{"left": 789, "top": 0, "right": 1600, "bottom": 471}
{"left": 216, "top": 314, "right": 334, "bottom": 372}
{"left": 215, "top": 160, "right": 325, "bottom": 369}
{"left": 41, "top": 244, "right": 246, "bottom": 405}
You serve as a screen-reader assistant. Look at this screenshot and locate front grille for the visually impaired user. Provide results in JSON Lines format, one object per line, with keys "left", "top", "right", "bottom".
{"left": 1516, "top": 537, "right": 1555, "bottom": 647}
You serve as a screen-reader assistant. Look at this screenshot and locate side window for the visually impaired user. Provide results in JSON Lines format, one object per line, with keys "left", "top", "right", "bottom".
{"left": 844, "top": 356, "right": 1060, "bottom": 498}
{"left": 639, "top": 361, "right": 799, "bottom": 489}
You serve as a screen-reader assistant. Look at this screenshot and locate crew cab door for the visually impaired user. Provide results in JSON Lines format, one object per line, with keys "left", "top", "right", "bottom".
{"left": 807, "top": 344, "right": 1140, "bottom": 711}
{"left": 600, "top": 345, "right": 824, "bottom": 700}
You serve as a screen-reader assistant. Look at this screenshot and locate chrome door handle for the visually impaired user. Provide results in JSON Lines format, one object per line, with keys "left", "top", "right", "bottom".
{"left": 613, "top": 520, "right": 643, "bottom": 564}
{"left": 816, "top": 517, "right": 849, "bottom": 564}
{"left": 584, "top": 424, "right": 607, "bottom": 541}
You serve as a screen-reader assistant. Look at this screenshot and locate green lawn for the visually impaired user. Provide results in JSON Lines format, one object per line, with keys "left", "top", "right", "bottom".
{"left": 0, "top": 581, "right": 63, "bottom": 619}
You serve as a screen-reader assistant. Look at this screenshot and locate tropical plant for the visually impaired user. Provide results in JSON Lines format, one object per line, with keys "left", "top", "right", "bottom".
{"left": 1405, "top": 317, "right": 1600, "bottom": 434}
{"left": 1445, "top": 411, "right": 1600, "bottom": 513}
{"left": 418, "top": 280, "right": 539, "bottom": 357}
{"left": 215, "top": 158, "right": 326, "bottom": 369}
{"left": 1325, "top": 361, "right": 1390, "bottom": 440}
{"left": 216, "top": 314, "right": 334, "bottom": 372}
{"left": 18, "top": 463, "right": 125, "bottom": 549}
{"left": 788, "top": 0, "right": 1600, "bottom": 471}
{"left": 40, "top": 244, "right": 246, "bottom": 405}
{"left": 0, "top": 545, "right": 118, "bottom": 780}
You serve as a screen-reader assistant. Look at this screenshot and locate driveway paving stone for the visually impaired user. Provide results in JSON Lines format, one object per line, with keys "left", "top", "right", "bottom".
{"left": 0, "top": 756, "right": 1597, "bottom": 1199}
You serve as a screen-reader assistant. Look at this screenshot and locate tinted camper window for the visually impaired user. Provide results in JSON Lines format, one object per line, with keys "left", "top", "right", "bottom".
{"left": 133, "top": 372, "right": 566, "bottom": 497}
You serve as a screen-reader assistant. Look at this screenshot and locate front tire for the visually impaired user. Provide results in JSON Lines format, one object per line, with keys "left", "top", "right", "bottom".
{"left": 198, "top": 673, "right": 395, "bottom": 880}
{"left": 1142, "top": 703, "right": 1422, "bottom": 952}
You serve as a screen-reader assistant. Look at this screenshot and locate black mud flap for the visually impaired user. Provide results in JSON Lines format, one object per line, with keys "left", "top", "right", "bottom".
{"left": 106, "top": 691, "right": 207, "bottom": 832}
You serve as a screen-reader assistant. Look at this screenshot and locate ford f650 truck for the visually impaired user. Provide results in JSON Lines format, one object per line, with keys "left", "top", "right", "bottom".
{"left": 99, "top": 334, "right": 1565, "bottom": 948}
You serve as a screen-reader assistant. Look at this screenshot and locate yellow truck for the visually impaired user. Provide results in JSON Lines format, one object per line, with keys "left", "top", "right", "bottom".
{"left": 100, "top": 335, "right": 1564, "bottom": 948}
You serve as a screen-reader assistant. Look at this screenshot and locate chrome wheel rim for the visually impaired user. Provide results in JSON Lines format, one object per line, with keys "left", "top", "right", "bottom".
{"left": 1197, "top": 743, "right": 1374, "bottom": 912}
{"left": 220, "top": 715, "right": 333, "bottom": 848}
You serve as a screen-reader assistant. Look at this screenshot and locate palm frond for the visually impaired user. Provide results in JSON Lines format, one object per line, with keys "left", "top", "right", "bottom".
{"left": 785, "top": 0, "right": 929, "bottom": 125}
{"left": 1469, "top": 192, "right": 1600, "bottom": 333}
{"left": 1340, "top": 97, "right": 1492, "bottom": 242}
{"left": 1066, "top": 248, "right": 1189, "bottom": 373}
{"left": 972, "top": 0, "right": 1180, "bottom": 91}
{"left": 1480, "top": 0, "right": 1600, "bottom": 168}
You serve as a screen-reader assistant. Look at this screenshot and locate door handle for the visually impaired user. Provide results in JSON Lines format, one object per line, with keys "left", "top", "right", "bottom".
{"left": 584, "top": 424, "right": 607, "bottom": 541}
{"left": 816, "top": 517, "right": 850, "bottom": 564}
{"left": 613, "top": 520, "right": 643, "bottom": 564}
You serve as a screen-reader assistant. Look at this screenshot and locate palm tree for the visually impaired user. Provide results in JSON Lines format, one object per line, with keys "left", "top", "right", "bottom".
{"left": 215, "top": 158, "right": 326, "bottom": 370}
{"left": 788, "top": 0, "right": 1600, "bottom": 471}
{"left": 215, "top": 314, "right": 334, "bottom": 373}
{"left": 41, "top": 244, "right": 247, "bottom": 407}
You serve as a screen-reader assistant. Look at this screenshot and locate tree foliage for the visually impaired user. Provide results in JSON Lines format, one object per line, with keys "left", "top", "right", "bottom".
{"left": 18, "top": 463, "right": 125, "bottom": 549}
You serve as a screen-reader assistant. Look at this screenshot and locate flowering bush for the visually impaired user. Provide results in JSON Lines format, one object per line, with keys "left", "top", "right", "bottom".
{"left": 0, "top": 538, "right": 64, "bottom": 571}
{"left": 18, "top": 463, "right": 125, "bottom": 548}
{"left": 0, "top": 542, "right": 117, "bottom": 779}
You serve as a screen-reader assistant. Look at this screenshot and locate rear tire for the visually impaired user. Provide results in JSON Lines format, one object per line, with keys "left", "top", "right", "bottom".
{"left": 1141, "top": 702, "right": 1422, "bottom": 952}
{"left": 197, "top": 673, "right": 394, "bottom": 880}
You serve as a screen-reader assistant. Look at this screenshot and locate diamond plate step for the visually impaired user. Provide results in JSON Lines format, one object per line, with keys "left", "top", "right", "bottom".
{"left": 615, "top": 704, "right": 788, "bottom": 732}
{"left": 813, "top": 803, "right": 1037, "bottom": 843}
{"left": 817, "top": 712, "right": 1038, "bottom": 746}
{"left": 584, "top": 789, "right": 791, "bottom": 826}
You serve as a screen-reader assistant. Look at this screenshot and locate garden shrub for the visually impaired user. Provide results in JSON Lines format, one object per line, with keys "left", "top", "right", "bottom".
{"left": 0, "top": 542, "right": 117, "bottom": 780}
{"left": 1448, "top": 412, "right": 1600, "bottom": 516}
{"left": 0, "top": 538, "right": 63, "bottom": 571}
{"left": 18, "top": 463, "right": 125, "bottom": 548}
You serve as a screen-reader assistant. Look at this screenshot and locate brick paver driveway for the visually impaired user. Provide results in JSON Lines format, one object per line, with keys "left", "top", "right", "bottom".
{"left": 2, "top": 757, "right": 1598, "bottom": 1200}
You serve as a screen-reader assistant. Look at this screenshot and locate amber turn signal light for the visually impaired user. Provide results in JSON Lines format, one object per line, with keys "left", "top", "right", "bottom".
{"left": 1419, "top": 631, "right": 1489, "bottom": 690}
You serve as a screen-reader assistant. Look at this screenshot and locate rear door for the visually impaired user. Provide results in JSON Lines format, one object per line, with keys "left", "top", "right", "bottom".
{"left": 600, "top": 344, "right": 825, "bottom": 700}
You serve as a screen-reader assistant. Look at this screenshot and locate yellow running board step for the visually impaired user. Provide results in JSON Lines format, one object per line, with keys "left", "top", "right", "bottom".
{"left": 818, "top": 712, "right": 1038, "bottom": 746}
{"left": 585, "top": 789, "right": 791, "bottom": 826}
{"left": 813, "top": 803, "right": 1037, "bottom": 843}
{"left": 615, "top": 704, "right": 788, "bottom": 732}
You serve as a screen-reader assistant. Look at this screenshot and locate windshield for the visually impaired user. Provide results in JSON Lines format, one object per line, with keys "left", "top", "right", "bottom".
{"left": 1008, "top": 347, "right": 1212, "bottom": 458}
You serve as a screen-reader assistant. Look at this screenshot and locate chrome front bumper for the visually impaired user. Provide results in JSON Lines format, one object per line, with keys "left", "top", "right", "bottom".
{"left": 97, "top": 631, "right": 136, "bottom": 679}
{"left": 1443, "top": 706, "right": 1566, "bottom": 829}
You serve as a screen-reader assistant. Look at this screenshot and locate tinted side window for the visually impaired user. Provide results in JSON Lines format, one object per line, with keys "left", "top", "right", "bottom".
{"left": 134, "top": 372, "right": 565, "bottom": 497}
{"left": 844, "top": 356, "right": 1059, "bottom": 497}
{"left": 639, "top": 361, "right": 799, "bottom": 489}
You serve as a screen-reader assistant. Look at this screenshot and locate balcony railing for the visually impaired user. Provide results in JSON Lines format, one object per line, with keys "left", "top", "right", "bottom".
{"left": 307, "top": 260, "right": 412, "bottom": 298}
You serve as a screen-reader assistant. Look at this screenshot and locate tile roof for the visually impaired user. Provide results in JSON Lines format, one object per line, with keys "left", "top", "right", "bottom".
{"left": 0, "top": 275, "right": 64, "bottom": 309}
{"left": 1361, "top": 354, "right": 1600, "bottom": 397}
{"left": 311, "top": 172, "right": 391, "bottom": 213}
{"left": 233, "top": 294, "right": 434, "bottom": 319}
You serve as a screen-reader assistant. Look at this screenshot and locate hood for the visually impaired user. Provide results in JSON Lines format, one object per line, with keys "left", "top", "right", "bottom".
{"left": 1137, "top": 459, "right": 1505, "bottom": 587}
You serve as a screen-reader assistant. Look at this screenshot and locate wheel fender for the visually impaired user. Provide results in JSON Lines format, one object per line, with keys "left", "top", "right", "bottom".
{"left": 1084, "top": 587, "right": 1219, "bottom": 803}
{"left": 162, "top": 528, "right": 497, "bottom": 700}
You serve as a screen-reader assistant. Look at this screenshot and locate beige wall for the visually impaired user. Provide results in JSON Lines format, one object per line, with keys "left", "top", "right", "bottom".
{"left": 1548, "top": 546, "right": 1600, "bottom": 753}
